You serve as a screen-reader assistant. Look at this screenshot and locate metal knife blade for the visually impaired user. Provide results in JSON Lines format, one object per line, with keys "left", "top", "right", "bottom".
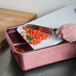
{"left": 26, "top": 24, "right": 57, "bottom": 34}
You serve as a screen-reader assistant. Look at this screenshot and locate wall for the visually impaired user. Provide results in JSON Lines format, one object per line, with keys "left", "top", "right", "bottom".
{"left": 0, "top": 0, "right": 76, "bottom": 17}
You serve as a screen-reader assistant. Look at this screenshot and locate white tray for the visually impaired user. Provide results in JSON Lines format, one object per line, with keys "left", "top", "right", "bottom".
{"left": 17, "top": 5, "right": 76, "bottom": 50}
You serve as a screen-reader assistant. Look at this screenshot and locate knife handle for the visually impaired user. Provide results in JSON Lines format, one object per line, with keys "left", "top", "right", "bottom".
{"left": 53, "top": 28, "right": 57, "bottom": 32}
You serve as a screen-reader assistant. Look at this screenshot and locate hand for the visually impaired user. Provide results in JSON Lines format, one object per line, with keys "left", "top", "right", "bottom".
{"left": 55, "top": 23, "right": 76, "bottom": 42}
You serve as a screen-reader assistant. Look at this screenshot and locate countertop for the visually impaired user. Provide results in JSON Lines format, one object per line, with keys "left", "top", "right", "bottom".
{"left": 0, "top": 43, "right": 76, "bottom": 76}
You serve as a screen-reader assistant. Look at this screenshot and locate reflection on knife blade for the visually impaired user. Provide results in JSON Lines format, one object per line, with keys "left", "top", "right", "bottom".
{"left": 26, "top": 24, "right": 57, "bottom": 34}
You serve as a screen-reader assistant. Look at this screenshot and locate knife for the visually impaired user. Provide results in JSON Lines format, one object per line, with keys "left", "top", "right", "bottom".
{"left": 26, "top": 24, "right": 57, "bottom": 34}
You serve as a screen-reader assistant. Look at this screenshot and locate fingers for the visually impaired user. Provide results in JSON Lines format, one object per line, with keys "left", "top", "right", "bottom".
{"left": 55, "top": 23, "right": 76, "bottom": 42}
{"left": 55, "top": 26, "right": 63, "bottom": 39}
{"left": 56, "top": 32, "right": 62, "bottom": 39}
{"left": 55, "top": 26, "right": 63, "bottom": 35}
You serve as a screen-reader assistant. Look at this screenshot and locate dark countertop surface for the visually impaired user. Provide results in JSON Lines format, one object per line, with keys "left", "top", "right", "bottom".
{"left": 0, "top": 44, "right": 76, "bottom": 76}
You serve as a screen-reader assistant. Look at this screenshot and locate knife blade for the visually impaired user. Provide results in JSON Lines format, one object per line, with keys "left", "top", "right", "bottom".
{"left": 26, "top": 24, "right": 57, "bottom": 34}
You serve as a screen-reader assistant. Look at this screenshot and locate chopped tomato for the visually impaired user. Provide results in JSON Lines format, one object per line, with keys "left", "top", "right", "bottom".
{"left": 21, "top": 34, "right": 25, "bottom": 37}
{"left": 16, "top": 48, "right": 24, "bottom": 52}
{"left": 21, "top": 31, "right": 25, "bottom": 33}
{"left": 22, "top": 26, "right": 51, "bottom": 45}
{"left": 23, "top": 26, "right": 27, "bottom": 30}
